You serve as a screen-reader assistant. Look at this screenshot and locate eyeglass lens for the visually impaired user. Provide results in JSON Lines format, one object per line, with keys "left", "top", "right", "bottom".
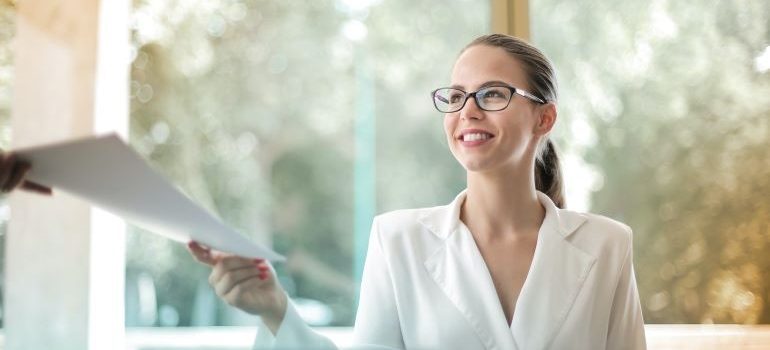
{"left": 433, "top": 87, "right": 512, "bottom": 113}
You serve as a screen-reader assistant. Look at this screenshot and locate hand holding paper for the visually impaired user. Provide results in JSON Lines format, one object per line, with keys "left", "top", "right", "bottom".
{"left": 15, "top": 134, "right": 284, "bottom": 262}
{"left": 0, "top": 151, "right": 52, "bottom": 194}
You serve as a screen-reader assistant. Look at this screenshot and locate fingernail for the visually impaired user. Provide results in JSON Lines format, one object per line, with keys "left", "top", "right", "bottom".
{"left": 253, "top": 258, "right": 264, "bottom": 263}
{"left": 257, "top": 264, "right": 269, "bottom": 270}
{"left": 259, "top": 273, "right": 267, "bottom": 280}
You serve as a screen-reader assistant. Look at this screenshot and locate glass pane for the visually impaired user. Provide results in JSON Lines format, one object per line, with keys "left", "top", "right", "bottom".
{"left": 532, "top": 0, "right": 770, "bottom": 323}
{"left": 127, "top": 0, "right": 489, "bottom": 328}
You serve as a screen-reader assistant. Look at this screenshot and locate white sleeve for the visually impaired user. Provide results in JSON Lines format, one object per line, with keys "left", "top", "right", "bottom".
{"left": 606, "top": 228, "right": 647, "bottom": 350}
{"left": 252, "top": 299, "right": 337, "bottom": 350}
{"left": 351, "top": 217, "right": 405, "bottom": 349}
{"left": 252, "top": 217, "right": 403, "bottom": 350}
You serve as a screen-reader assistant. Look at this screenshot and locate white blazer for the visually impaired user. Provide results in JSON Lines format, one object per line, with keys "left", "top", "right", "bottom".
{"left": 254, "top": 191, "right": 646, "bottom": 350}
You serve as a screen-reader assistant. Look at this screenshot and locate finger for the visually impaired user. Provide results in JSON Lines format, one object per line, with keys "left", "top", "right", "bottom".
{"left": 4, "top": 161, "right": 31, "bottom": 192}
{"left": 21, "top": 180, "right": 53, "bottom": 195}
{"left": 220, "top": 255, "right": 265, "bottom": 272}
{"left": 215, "top": 266, "right": 263, "bottom": 297}
{"left": 257, "top": 264, "right": 271, "bottom": 281}
{"left": 187, "top": 241, "right": 217, "bottom": 266}
{"left": 210, "top": 256, "right": 264, "bottom": 285}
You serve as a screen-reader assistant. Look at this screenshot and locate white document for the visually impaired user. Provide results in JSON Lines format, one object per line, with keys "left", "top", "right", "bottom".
{"left": 16, "top": 133, "right": 285, "bottom": 262}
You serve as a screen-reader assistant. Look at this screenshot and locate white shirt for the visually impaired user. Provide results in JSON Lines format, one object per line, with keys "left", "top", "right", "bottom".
{"left": 254, "top": 190, "right": 647, "bottom": 350}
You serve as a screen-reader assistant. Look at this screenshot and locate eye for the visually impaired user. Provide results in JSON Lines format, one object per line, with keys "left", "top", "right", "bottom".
{"left": 449, "top": 92, "right": 465, "bottom": 103}
{"left": 481, "top": 88, "right": 507, "bottom": 99}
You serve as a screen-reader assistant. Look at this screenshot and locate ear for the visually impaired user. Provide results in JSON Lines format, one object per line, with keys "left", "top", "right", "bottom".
{"left": 534, "top": 102, "right": 557, "bottom": 136}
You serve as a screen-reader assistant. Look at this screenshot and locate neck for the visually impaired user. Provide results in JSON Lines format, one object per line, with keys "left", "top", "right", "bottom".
{"left": 461, "top": 164, "right": 545, "bottom": 242}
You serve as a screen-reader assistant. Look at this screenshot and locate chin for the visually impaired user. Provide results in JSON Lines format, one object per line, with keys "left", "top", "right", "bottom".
{"left": 451, "top": 148, "right": 490, "bottom": 172}
{"left": 460, "top": 158, "right": 495, "bottom": 173}
{"left": 458, "top": 152, "right": 525, "bottom": 175}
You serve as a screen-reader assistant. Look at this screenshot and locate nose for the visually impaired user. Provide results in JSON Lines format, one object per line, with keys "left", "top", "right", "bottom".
{"left": 459, "top": 95, "right": 484, "bottom": 121}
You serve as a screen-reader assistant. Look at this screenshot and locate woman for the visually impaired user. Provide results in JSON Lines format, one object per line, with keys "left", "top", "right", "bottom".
{"left": 189, "top": 34, "right": 647, "bottom": 349}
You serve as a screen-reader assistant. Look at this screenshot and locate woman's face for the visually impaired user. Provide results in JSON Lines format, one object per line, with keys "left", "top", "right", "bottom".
{"left": 443, "top": 44, "right": 552, "bottom": 174}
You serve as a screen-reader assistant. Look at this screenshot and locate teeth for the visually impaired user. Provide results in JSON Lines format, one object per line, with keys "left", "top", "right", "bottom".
{"left": 462, "top": 133, "right": 491, "bottom": 142}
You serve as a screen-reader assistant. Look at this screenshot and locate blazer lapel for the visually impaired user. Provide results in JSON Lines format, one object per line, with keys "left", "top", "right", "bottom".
{"left": 421, "top": 191, "right": 518, "bottom": 350}
{"left": 510, "top": 192, "right": 595, "bottom": 349}
{"left": 418, "top": 191, "right": 596, "bottom": 350}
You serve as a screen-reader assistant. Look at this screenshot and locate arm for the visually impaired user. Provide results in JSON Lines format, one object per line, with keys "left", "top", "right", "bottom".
{"left": 191, "top": 216, "right": 405, "bottom": 350}
{"left": 606, "top": 228, "right": 647, "bottom": 350}
{"left": 257, "top": 217, "right": 404, "bottom": 349}
{"left": 253, "top": 217, "right": 405, "bottom": 349}
{"left": 253, "top": 299, "right": 337, "bottom": 349}
{"left": 187, "top": 241, "right": 335, "bottom": 349}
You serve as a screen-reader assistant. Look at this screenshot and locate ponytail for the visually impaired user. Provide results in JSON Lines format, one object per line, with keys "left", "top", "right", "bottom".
{"left": 535, "top": 139, "right": 565, "bottom": 208}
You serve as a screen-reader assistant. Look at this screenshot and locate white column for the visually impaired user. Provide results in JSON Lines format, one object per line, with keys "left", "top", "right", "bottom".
{"left": 5, "top": 1, "right": 129, "bottom": 349}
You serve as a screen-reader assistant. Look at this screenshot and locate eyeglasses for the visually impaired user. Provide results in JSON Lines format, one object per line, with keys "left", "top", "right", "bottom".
{"left": 431, "top": 85, "right": 545, "bottom": 113}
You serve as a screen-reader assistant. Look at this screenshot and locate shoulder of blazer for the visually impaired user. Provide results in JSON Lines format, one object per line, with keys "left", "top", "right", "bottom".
{"left": 370, "top": 205, "right": 454, "bottom": 262}
{"left": 374, "top": 205, "right": 448, "bottom": 238}
{"left": 565, "top": 209, "right": 634, "bottom": 260}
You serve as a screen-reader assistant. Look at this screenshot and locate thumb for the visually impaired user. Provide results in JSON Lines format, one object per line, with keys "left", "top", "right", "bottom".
{"left": 187, "top": 241, "right": 220, "bottom": 266}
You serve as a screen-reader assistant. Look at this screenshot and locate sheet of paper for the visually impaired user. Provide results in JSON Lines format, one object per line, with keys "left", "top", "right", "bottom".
{"left": 15, "top": 133, "right": 285, "bottom": 262}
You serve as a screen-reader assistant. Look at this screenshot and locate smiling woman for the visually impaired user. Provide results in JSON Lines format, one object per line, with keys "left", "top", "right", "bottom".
{"left": 1, "top": 0, "right": 769, "bottom": 350}
{"left": 193, "top": 33, "right": 645, "bottom": 350}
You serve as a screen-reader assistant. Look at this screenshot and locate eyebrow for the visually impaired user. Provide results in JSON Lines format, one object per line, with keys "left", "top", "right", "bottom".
{"left": 449, "top": 80, "right": 513, "bottom": 90}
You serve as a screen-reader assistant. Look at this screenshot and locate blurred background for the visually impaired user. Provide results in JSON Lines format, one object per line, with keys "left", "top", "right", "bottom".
{"left": 0, "top": 0, "right": 769, "bottom": 347}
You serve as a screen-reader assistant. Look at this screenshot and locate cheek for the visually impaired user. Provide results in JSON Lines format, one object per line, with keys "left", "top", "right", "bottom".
{"left": 443, "top": 116, "right": 463, "bottom": 162}
{"left": 443, "top": 115, "right": 455, "bottom": 143}
{"left": 500, "top": 119, "right": 539, "bottom": 159}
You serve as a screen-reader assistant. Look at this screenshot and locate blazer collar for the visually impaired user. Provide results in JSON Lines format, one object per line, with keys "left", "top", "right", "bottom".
{"left": 417, "top": 189, "right": 588, "bottom": 240}
{"left": 420, "top": 190, "right": 595, "bottom": 350}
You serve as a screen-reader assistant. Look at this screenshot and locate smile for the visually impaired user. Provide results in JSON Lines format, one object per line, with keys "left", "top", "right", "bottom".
{"left": 462, "top": 133, "right": 492, "bottom": 142}
{"left": 457, "top": 129, "right": 495, "bottom": 147}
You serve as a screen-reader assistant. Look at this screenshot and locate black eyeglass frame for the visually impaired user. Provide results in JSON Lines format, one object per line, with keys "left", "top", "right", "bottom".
{"left": 431, "top": 85, "right": 546, "bottom": 113}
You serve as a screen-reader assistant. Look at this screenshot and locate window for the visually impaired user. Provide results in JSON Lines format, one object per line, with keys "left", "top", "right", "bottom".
{"left": 127, "top": 0, "right": 490, "bottom": 328}
{"left": 531, "top": 0, "right": 770, "bottom": 323}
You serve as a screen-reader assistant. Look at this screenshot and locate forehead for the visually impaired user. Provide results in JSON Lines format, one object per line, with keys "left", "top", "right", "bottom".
{"left": 450, "top": 45, "right": 529, "bottom": 90}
